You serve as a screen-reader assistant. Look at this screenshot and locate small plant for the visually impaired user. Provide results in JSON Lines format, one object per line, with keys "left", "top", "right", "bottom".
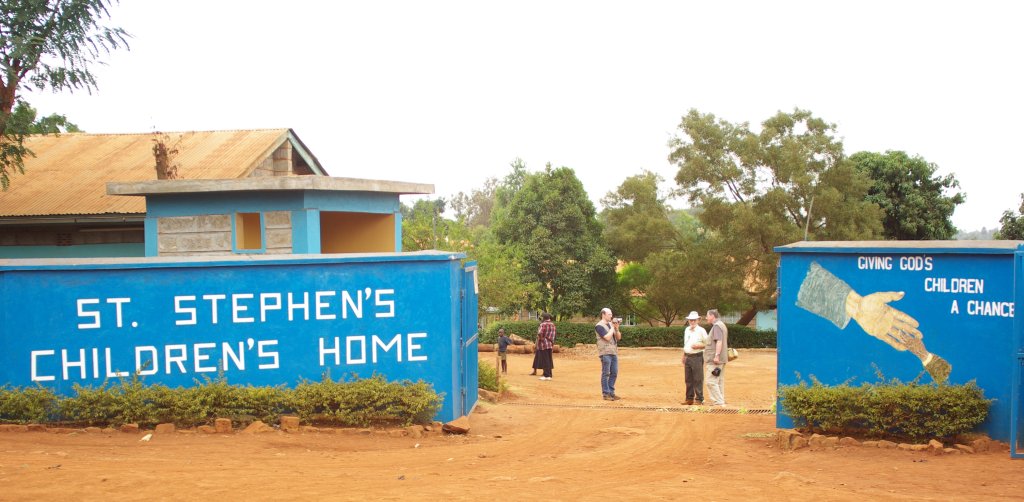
{"left": 477, "top": 361, "right": 507, "bottom": 393}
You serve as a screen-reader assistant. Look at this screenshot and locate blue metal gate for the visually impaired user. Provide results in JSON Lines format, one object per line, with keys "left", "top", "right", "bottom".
{"left": 461, "top": 262, "right": 480, "bottom": 416}
{"left": 1012, "top": 250, "right": 1024, "bottom": 459}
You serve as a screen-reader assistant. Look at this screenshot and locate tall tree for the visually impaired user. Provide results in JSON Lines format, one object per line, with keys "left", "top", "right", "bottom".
{"left": 493, "top": 164, "right": 616, "bottom": 318}
{"left": 669, "top": 108, "right": 883, "bottom": 323}
{"left": 400, "top": 198, "right": 471, "bottom": 252}
{"left": 618, "top": 237, "right": 747, "bottom": 326}
{"left": 995, "top": 193, "right": 1024, "bottom": 240}
{"left": 1, "top": 0, "right": 128, "bottom": 188}
{"left": 488, "top": 157, "right": 528, "bottom": 230}
{"left": 600, "top": 171, "right": 679, "bottom": 262}
{"left": 450, "top": 176, "right": 498, "bottom": 229}
{"left": 468, "top": 229, "right": 541, "bottom": 318}
{"left": 10, "top": 101, "right": 79, "bottom": 133}
{"left": 851, "top": 150, "right": 965, "bottom": 240}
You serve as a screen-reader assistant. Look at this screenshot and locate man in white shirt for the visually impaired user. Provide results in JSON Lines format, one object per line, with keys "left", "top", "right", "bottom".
{"left": 682, "top": 311, "right": 708, "bottom": 405}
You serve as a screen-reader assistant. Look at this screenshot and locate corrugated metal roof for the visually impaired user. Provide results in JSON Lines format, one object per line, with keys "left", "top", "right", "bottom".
{"left": 0, "top": 129, "right": 301, "bottom": 217}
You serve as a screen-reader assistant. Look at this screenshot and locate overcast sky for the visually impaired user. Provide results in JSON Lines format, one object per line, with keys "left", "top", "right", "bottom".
{"left": 22, "top": 0, "right": 1023, "bottom": 231}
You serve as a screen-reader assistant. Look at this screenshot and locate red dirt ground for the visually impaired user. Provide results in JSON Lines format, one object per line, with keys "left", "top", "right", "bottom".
{"left": 2, "top": 348, "right": 1021, "bottom": 501}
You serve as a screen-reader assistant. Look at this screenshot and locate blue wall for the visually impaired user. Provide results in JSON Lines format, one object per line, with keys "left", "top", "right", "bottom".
{"left": 0, "top": 243, "right": 145, "bottom": 259}
{"left": 0, "top": 252, "right": 477, "bottom": 421}
{"left": 144, "top": 191, "right": 398, "bottom": 217}
{"left": 776, "top": 245, "right": 1019, "bottom": 440}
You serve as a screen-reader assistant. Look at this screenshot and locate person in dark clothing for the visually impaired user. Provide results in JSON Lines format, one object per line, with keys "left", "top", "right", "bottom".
{"left": 535, "top": 312, "right": 556, "bottom": 380}
{"left": 497, "top": 328, "right": 512, "bottom": 374}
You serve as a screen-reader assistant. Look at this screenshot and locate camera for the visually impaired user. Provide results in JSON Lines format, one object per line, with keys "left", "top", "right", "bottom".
{"left": 711, "top": 367, "right": 722, "bottom": 377}
{"left": 612, "top": 317, "right": 622, "bottom": 324}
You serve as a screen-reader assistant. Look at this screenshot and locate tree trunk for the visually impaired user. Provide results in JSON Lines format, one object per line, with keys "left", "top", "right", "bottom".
{"left": 736, "top": 306, "right": 757, "bottom": 326}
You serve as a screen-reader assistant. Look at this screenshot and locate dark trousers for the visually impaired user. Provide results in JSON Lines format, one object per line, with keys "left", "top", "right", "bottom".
{"left": 684, "top": 353, "right": 704, "bottom": 402}
{"left": 536, "top": 349, "right": 554, "bottom": 377}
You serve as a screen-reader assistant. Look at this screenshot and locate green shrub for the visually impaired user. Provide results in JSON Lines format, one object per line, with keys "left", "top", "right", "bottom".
{"left": 59, "top": 376, "right": 167, "bottom": 427}
{"left": 290, "top": 374, "right": 442, "bottom": 427}
{"left": 780, "top": 377, "right": 990, "bottom": 441}
{"left": 2, "top": 374, "right": 443, "bottom": 429}
{"left": 165, "top": 377, "right": 290, "bottom": 427}
{"left": 482, "top": 320, "right": 776, "bottom": 348}
{"left": 477, "top": 360, "right": 507, "bottom": 393}
{"left": 57, "top": 383, "right": 119, "bottom": 426}
{"left": 0, "top": 385, "right": 58, "bottom": 423}
{"left": 725, "top": 324, "right": 778, "bottom": 348}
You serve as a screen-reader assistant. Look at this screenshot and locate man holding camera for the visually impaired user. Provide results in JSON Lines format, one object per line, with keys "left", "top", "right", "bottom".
{"left": 704, "top": 309, "right": 729, "bottom": 407}
{"left": 596, "top": 308, "right": 622, "bottom": 401}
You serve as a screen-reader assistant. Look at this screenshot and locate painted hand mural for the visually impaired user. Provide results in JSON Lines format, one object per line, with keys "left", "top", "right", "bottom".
{"left": 797, "top": 262, "right": 951, "bottom": 383}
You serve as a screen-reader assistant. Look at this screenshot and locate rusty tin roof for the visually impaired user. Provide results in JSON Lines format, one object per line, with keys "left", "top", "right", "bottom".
{"left": 0, "top": 129, "right": 324, "bottom": 218}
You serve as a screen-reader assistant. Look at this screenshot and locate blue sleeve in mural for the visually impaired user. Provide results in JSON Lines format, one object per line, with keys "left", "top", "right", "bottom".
{"left": 797, "top": 261, "right": 951, "bottom": 383}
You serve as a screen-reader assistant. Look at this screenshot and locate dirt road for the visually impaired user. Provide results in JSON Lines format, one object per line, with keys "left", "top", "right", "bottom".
{"left": 1, "top": 348, "right": 1021, "bottom": 501}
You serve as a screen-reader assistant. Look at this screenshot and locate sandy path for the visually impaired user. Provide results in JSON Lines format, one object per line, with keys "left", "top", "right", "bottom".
{"left": 1, "top": 348, "right": 1021, "bottom": 501}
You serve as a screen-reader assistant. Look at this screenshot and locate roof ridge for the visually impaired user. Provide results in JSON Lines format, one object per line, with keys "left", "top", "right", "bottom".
{"left": 27, "top": 128, "right": 291, "bottom": 138}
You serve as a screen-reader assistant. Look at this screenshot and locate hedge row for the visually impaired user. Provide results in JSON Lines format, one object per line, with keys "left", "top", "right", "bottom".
{"left": 0, "top": 374, "right": 442, "bottom": 428}
{"left": 779, "top": 378, "right": 990, "bottom": 441}
{"left": 481, "top": 320, "right": 776, "bottom": 348}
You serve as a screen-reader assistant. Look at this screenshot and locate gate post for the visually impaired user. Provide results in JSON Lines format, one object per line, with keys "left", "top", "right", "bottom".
{"left": 1012, "top": 249, "right": 1024, "bottom": 459}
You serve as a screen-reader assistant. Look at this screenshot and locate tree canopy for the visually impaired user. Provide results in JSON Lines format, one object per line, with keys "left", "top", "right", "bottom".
{"left": 617, "top": 239, "right": 748, "bottom": 326}
{"left": 600, "top": 171, "right": 679, "bottom": 262}
{"left": 449, "top": 176, "right": 497, "bottom": 229}
{"left": 669, "top": 108, "right": 883, "bottom": 320}
{"left": 599, "top": 172, "right": 746, "bottom": 326}
{"left": 995, "top": 193, "right": 1024, "bottom": 240}
{"left": 493, "top": 163, "right": 616, "bottom": 319}
{"left": 850, "top": 150, "right": 964, "bottom": 240}
{"left": 400, "top": 198, "right": 471, "bottom": 253}
{"left": 1, "top": 0, "right": 128, "bottom": 188}
{"left": 468, "top": 229, "right": 541, "bottom": 317}
{"left": 11, "top": 101, "right": 79, "bottom": 134}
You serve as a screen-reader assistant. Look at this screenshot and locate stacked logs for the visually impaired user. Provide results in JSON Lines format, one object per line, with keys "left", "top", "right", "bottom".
{"left": 479, "top": 333, "right": 561, "bottom": 353}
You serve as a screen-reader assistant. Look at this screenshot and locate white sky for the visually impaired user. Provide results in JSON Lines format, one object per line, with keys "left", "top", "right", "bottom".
{"left": 22, "top": 0, "right": 1023, "bottom": 231}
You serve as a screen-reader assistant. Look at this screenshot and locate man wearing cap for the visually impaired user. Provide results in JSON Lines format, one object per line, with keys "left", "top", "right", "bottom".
{"left": 681, "top": 311, "right": 708, "bottom": 405}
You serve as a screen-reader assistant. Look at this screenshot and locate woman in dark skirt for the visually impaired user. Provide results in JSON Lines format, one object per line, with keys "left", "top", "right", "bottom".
{"left": 535, "top": 312, "right": 556, "bottom": 380}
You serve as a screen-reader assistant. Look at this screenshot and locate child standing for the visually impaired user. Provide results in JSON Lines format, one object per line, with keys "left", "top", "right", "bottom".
{"left": 497, "top": 328, "right": 512, "bottom": 374}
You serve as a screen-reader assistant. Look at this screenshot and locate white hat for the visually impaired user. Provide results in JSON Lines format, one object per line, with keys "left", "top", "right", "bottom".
{"left": 686, "top": 311, "right": 700, "bottom": 320}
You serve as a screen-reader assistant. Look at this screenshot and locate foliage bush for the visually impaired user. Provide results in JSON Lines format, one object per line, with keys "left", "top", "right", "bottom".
{"left": 477, "top": 360, "right": 507, "bottom": 393}
{"left": 481, "top": 320, "right": 776, "bottom": 348}
{"left": 779, "top": 376, "right": 990, "bottom": 441}
{"left": 0, "top": 374, "right": 442, "bottom": 428}
{"left": 0, "top": 385, "right": 58, "bottom": 423}
{"left": 291, "top": 374, "right": 442, "bottom": 427}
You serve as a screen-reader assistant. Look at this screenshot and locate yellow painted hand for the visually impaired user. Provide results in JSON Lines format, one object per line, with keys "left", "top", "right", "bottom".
{"left": 844, "top": 290, "right": 922, "bottom": 351}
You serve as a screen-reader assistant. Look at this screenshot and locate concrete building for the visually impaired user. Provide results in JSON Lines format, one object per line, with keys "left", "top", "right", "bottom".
{"left": 107, "top": 176, "right": 432, "bottom": 256}
{"left": 0, "top": 129, "right": 327, "bottom": 258}
{"left": 0, "top": 129, "right": 476, "bottom": 422}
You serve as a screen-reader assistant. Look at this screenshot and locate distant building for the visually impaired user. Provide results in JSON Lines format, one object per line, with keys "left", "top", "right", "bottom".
{"left": 0, "top": 129, "right": 431, "bottom": 258}
{"left": 109, "top": 176, "right": 432, "bottom": 257}
{"left": 0, "top": 129, "right": 324, "bottom": 257}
